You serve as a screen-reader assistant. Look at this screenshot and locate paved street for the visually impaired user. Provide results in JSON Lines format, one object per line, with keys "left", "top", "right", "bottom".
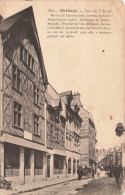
{"left": 22, "top": 177, "right": 124, "bottom": 195}
{"left": 77, "top": 177, "right": 124, "bottom": 195}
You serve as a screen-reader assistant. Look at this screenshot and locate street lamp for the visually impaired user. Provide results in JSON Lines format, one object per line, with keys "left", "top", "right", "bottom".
{"left": 115, "top": 122, "right": 125, "bottom": 137}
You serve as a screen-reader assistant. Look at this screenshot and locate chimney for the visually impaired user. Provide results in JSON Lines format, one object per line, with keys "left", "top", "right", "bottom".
{"left": 73, "top": 92, "right": 81, "bottom": 107}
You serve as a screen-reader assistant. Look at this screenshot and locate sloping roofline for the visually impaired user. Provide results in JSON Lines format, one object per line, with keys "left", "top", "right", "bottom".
{"left": 0, "top": 6, "right": 48, "bottom": 85}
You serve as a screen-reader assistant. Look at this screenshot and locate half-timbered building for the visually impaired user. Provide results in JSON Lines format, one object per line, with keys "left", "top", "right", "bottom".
{"left": 0, "top": 7, "right": 48, "bottom": 184}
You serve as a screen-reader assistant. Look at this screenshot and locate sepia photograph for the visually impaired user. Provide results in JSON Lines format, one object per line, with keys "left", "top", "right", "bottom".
{"left": 0, "top": 0, "right": 125, "bottom": 194}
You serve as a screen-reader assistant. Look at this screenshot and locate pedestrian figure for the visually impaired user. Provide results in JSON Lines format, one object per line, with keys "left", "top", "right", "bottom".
{"left": 97, "top": 167, "right": 101, "bottom": 177}
{"left": 91, "top": 167, "right": 95, "bottom": 179}
{"left": 113, "top": 166, "right": 123, "bottom": 183}
{"left": 77, "top": 165, "right": 83, "bottom": 180}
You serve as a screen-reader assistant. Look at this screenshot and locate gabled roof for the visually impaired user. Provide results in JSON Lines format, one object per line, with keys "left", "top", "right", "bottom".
{"left": 0, "top": 7, "right": 32, "bottom": 33}
{"left": 0, "top": 6, "right": 48, "bottom": 85}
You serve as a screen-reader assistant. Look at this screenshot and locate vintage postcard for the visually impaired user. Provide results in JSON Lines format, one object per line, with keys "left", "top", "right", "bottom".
{"left": 0, "top": 0, "right": 125, "bottom": 194}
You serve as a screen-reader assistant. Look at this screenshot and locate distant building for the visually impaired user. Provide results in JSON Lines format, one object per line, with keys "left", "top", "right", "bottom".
{"left": 98, "top": 143, "right": 125, "bottom": 170}
{"left": 79, "top": 106, "right": 97, "bottom": 168}
{"left": 59, "top": 91, "right": 82, "bottom": 176}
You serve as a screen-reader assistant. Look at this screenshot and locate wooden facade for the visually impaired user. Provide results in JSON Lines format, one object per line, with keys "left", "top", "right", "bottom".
{"left": 1, "top": 7, "right": 47, "bottom": 144}
{"left": 0, "top": 7, "right": 48, "bottom": 184}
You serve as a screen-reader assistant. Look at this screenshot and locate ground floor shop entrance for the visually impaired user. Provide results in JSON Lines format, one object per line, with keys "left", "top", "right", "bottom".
{"left": 1, "top": 142, "right": 47, "bottom": 185}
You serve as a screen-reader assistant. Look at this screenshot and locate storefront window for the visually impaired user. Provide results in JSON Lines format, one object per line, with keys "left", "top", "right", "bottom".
{"left": 4, "top": 143, "right": 19, "bottom": 177}
{"left": 34, "top": 150, "right": 43, "bottom": 175}
{"left": 54, "top": 155, "right": 64, "bottom": 175}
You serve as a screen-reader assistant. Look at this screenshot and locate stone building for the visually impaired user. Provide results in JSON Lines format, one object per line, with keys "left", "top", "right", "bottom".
{"left": 79, "top": 106, "right": 97, "bottom": 168}
{"left": 98, "top": 144, "right": 124, "bottom": 170}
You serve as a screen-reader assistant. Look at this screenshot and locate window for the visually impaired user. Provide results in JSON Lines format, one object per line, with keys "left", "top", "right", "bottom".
{"left": 12, "top": 65, "right": 21, "bottom": 92}
{"left": 35, "top": 150, "right": 43, "bottom": 175}
{"left": 13, "top": 101, "right": 22, "bottom": 128}
{"left": 35, "top": 151, "right": 43, "bottom": 169}
{"left": 28, "top": 54, "right": 34, "bottom": 70}
{"left": 28, "top": 53, "right": 31, "bottom": 67}
{"left": 50, "top": 125, "right": 53, "bottom": 140}
{"left": 24, "top": 49, "right": 28, "bottom": 64}
{"left": 20, "top": 45, "right": 23, "bottom": 59}
{"left": 61, "top": 131, "right": 64, "bottom": 146}
{"left": 34, "top": 114, "right": 39, "bottom": 135}
{"left": 54, "top": 155, "right": 59, "bottom": 169}
{"left": 5, "top": 143, "right": 19, "bottom": 177}
{"left": 34, "top": 86, "right": 39, "bottom": 105}
{"left": 20, "top": 45, "right": 34, "bottom": 71}
{"left": 55, "top": 128, "right": 59, "bottom": 142}
{"left": 20, "top": 45, "right": 27, "bottom": 64}
{"left": 31, "top": 58, "right": 34, "bottom": 70}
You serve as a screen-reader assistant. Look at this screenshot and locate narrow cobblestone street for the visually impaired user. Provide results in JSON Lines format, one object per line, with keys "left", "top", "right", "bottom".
{"left": 22, "top": 177, "right": 124, "bottom": 195}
